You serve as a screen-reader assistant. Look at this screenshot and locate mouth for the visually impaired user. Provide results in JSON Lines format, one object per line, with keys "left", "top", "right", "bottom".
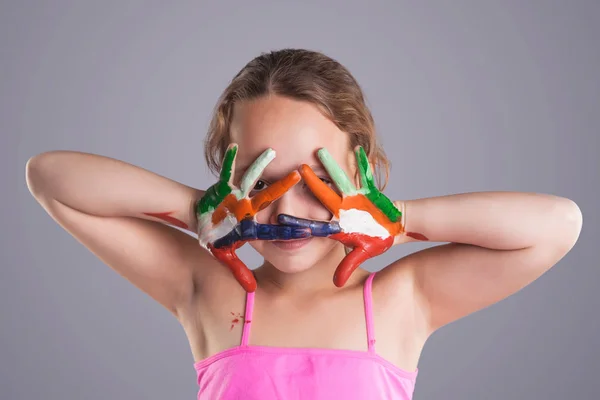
{"left": 270, "top": 237, "right": 313, "bottom": 251}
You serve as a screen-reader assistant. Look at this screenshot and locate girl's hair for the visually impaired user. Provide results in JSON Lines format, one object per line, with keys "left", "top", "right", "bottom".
{"left": 203, "top": 48, "right": 390, "bottom": 190}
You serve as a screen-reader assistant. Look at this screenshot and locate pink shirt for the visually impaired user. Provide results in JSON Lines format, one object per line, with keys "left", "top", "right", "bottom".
{"left": 194, "top": 272, "right": 418, "bottom": 399}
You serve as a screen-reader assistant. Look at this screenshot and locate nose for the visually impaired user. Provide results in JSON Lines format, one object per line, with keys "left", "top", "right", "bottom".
{"left": 267, "top": 187, "right": 301, "bottom": 225}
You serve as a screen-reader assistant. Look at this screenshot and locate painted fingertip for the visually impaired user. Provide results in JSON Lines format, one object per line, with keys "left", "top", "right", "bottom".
{"left": 278, "top": 214, "right": 312, "bottom": 228}
{"left": 292, "top": 228, "right": 311, "bottom": 239}
{"left": 285, "top": 170, "right": 302, "bottom": 183}
{"left": 316, "top": 147, "right": 332, "bottom": 162}
{"left": 298, "top": 164, "right": 312, "bottom": 175}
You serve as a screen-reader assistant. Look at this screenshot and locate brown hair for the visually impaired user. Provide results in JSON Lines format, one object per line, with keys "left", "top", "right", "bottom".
{"left": 203, "top": 48, "right": 390, "bottom": 190}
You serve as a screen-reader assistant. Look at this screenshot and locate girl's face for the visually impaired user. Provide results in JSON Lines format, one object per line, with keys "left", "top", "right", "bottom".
{"left": 230, "top": 94, "right": 356, "bottom": 274}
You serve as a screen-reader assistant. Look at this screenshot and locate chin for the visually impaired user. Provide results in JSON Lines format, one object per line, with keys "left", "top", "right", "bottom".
{"left": 251, "top": 237, "right": 337, "bottom": 273}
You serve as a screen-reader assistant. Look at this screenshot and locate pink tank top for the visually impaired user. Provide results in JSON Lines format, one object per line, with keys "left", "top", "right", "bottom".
{"left": 193, "top": 272, "right": 418, "bottom": 399}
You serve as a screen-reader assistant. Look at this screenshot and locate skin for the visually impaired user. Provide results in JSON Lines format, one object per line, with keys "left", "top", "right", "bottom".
{"left": 195, "top": 144, "right": 311, "bottom": 292}
{"left": 28, "top": 93, "right": 582, "bottom": 376}
{"left": 284, "top": 145, "right": 407, "bottom": 287}
{"left": 186, "top": 94, "right": 581, "bottom": 373}
{"left": 229, "top": 95, "right": 365, "bottom": 296}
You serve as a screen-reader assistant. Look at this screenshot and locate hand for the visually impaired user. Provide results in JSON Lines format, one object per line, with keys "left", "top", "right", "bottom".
{"left": 279, "top": 146, "right": 404, "bottom": 287}
{"left": 196, "top": 143, "right": 310, "bottom": 292}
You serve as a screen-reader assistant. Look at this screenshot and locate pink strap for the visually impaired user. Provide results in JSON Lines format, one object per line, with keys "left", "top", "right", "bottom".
{"left": 240, "top": 290, "right": 254, "bottom": 347}
{"left": 242, "top": 272, "right": 377, "bottom": 351}
{"left": 364, "top": 272, "right": 377, "bottom": 353}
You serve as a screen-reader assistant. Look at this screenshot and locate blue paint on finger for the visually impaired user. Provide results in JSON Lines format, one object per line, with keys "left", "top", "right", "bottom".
{"left": 277, "top": 214, "right": 341, "bottom": 236}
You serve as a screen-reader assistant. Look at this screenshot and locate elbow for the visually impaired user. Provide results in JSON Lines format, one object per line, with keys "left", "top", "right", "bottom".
{"left": 550, "top": 198, "right": 583, "bottom": 255}
{"left": 25, "top": 153, "right": 54, "bottom": 199}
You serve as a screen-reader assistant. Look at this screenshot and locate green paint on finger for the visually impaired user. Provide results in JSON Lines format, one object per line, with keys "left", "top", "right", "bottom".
{"left": 196, "top": 145, "right": 238, "bottom": 214}
{"left": 355, "top": 146, "right": 402, "bottom": 223}
{"left": 317, "top": 148, "right": 357, "bottom": 195}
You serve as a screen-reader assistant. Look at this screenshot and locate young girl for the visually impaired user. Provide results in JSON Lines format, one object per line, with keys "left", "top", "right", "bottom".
{"left": 25, "top": 48, "right": 583, "bottom": 399}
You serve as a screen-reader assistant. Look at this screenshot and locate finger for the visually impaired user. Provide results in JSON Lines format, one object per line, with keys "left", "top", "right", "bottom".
{"left": 332, "top": 246, "right": 371, "bottom": 288}
{"left": 251, "top": 170, "right": 301, "bottom": 212}
{"left": 277, "top": 214, "right": 341, "bottom": 236}
{"left": 330, "top": 233, "right": 394, "bottom": 287}
{"left": 355, "top": 146, "right": 377, "bottom": 193}
{"left": 197, "top": 145, "right": 237, "bottom": 215}
{"left": 208, "top": 243, "right": 257, "bottom": 292}
{"left": 212, "top": 223, "right": 243, "bottom": 249}
{"left": 196, "top": 184, "right": 231, "bottom": 215}
{"left": 299, "top": 164, "right": 342, "bottom": 215}
{"left": 353, "top": 145, "right": 402, "bottom": 223}
{"left": 239, "top": 148, "right": 276, "bottom": 198}
{"left": 316, "top": 148, "right": 357, "bottom": 196}
{"left": 220, "top": 143, "right": 238, "bottom": 185}
{"left": 255, "top": 223, "right": 311, "bottom": 240}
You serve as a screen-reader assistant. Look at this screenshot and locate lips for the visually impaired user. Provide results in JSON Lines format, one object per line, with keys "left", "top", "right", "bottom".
{"left": 270, "top": 237, "right": 313, "bottom": 251}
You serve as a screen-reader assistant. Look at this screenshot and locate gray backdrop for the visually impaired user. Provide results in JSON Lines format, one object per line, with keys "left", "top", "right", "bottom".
{"left": 3, "top": 1, "right": 599, "bottom": 399}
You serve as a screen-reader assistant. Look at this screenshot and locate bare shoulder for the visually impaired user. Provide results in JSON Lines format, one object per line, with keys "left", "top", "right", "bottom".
{"left": 371, "top": 257, "right": 431, "bottom": 349}
{"left": 178, "top": 262, "right": 247, "bottom": 358}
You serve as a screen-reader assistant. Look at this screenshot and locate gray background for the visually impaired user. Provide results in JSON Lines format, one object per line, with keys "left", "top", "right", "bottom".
{"left": 2, "top": 1, "right": 599, "bottom": 399}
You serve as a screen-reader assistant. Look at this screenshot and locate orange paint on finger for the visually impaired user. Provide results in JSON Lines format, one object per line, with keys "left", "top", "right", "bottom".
{"left": 299, "top": 164, "right": 342, "bottom": 215}
{"left": 211, "top": 194, "right": 255, "bottom": 224}
{"left": 251, "top": 171, "right": 301, "bottom": 212}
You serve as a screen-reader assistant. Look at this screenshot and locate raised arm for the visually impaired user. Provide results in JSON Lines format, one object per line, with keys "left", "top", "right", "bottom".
{"left": 25, "top": 150, "right": 216, "bottom": 318}
{"left": 393, "top": 192, "right": 583, "bottom": 334}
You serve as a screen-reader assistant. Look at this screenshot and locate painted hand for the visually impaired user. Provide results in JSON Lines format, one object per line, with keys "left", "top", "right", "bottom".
{"left": 196, "top": 143, "right": 310, "bottom": 292}
{"left": 278, "top": 146, "right": 404, "bottom": 288}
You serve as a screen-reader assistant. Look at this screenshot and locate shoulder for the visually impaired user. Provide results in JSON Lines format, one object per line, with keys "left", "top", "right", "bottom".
{"left": 372, "top": 257, "right": 430, "bottom": 341}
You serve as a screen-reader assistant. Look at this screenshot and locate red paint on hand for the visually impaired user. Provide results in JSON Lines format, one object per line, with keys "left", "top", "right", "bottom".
{"left": 330, "top": 233, "right": 394, "bottom": 287}
{"left": 208, "top": 242, "right": 257, "bottom": 292}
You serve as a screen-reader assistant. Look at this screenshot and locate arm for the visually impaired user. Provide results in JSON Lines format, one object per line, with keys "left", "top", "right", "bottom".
{"left": 392, "top": 192, "right": 583, "bottom": 334}
{"left": 25, "top": 150, "right": 216, "bottom": 317}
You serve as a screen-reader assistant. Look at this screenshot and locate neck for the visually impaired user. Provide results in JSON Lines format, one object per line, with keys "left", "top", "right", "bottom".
{"left": 253, "top": 243, "right": 369, "bottom": 298}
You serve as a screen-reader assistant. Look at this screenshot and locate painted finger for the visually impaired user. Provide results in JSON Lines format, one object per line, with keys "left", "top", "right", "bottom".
{"left": 299, "top": 164, "right": 342, "bottom": 215}
{"left": 212, "top": 223, "right": 243, "bottom": 249}
{"left": 354, "top": 145, "right": 402, "bottom": 223}
{"left": 208, "top": 243, "right": 257, "bottom": 292}
{"left": 277, "top": 214, "right": 341, "bottom": 236}
{"left": 220, "top": 143, "right": 238, "bottom": 185}
{"left": 355, "top": 146, "right": 377, "bottom": 193}
{"left": 196, "top": 144, "right": 237, "bottom": 215}
{"left": 330, "top": 233, "right": 394, "bottom": 287}
{"left": 239, "top": 148, "right": 276, "bottom": 198}
{"left": 251, "top": 170, "right": 301, "bottom": 212}
{"left": 255, "top": 223, "right": 311, "bottom": 240}
{"left": 317, "top": 148, "right": 357, "bottom": 196}
{"left": 332, "top": 246, "right": 371, "bottom": 288}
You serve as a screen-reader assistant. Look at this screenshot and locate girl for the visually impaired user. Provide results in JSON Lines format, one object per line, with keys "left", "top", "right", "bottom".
{"left": 25, "top": 48, "right": 583, "bottom": 399}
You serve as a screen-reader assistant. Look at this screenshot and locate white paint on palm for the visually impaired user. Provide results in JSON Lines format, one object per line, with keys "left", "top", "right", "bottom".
{"left": 197, "top": 212, "right": 238, "bottom": 248}
{"left": 338, "top": 208, "right": 390, "bottom": 239}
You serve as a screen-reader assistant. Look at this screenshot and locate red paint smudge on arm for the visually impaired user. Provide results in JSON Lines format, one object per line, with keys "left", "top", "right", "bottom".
{"left": 143, "top": 211, "right": 189, "bottom": 229}
{"left": 406, "top": 232, "right": 429, "bottom": 241}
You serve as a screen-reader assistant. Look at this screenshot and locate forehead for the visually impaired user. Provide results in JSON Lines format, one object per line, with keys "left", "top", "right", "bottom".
{"left": 229, "top": 95, "right": 351, "bottom": 174}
